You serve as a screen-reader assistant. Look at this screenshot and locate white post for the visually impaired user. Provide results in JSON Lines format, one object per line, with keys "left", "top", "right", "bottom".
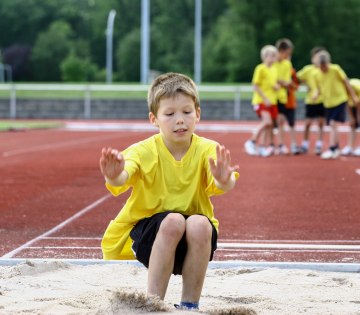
{"left": 141, "top": 0, "right": 150, "bottom": 84}
{"left": 106, "top": 10, "right": 116, "bottom": 84}
{"left": 10, "top": 84, "right": 16, "bottom": 119}
{"left": 194, "top": 0, "right": 202, "bottom": 84}
{"left": 84, "top": 86, "right": 91, "bottom": 119}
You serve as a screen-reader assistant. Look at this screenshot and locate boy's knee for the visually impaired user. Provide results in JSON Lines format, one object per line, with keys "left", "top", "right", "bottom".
{"left": 158, "top": 213, "right": 186, "bottom": 240}
{"left": 185, "top": 215, "right": 212, "bottom": 245}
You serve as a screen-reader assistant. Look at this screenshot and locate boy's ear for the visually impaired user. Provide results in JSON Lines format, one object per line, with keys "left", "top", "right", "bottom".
{"left": 196, "top": 107, "right": 201, "bottom": 123}
{"left": 149, "top": 112, "right": 159, "bottom": 127}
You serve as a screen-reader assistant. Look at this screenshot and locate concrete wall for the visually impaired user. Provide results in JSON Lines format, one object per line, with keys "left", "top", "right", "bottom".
{"left": 0, "top": 99, "right": 306, "bottom": 120}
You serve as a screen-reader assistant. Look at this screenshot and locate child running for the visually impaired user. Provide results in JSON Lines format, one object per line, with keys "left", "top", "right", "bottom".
{"left": 313, "top": 50, "right": 360, "bottom": 159}
{"left": 297, "top": 47, "right": 326, "bottom": 155}
{"left": 99, "top": 73, "right": 239, "bottom": 310}
{"left": 341, "top": 78, "right": 360, "bottom": 156}
{"left": 275, "top": 38, "right": 300, "bottom": 155}
{"left": 244, "top": 45, "right": 279, "bottom": 157}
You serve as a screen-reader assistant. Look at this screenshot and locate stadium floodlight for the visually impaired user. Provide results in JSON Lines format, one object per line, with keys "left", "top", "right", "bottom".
{"left": 141, "top": 0, "right": 150, "bottom": 84}
{"left": 106, "top": 10, "right": 116, "bottom": 84}
{"left": 194, "top": 0, "right": 202, "bottom": 84}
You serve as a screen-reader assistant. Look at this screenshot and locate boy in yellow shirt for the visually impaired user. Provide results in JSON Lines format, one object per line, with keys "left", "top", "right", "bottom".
{"left": 341, "top": 78, "right": 360, "bottom": 156}
{"left": 244, "top": 45, "right": 279, "bottom": 157}
{"left": 275, "top": 38, "right": 300, "bottom": 155}
{"left": 313, "top": 51, "right": 360, "bottom": 159}
{"left": 297, "top": 47, "right": 326, "bottom": 155}
{"left": 99, "top": 73, "right": 239, "bottom": 310}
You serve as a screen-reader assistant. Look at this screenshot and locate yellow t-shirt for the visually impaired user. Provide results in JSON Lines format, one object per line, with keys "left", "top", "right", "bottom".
{"left": 275, "top": 59, "right": 292, "bottom": 104}
{"left": 252, "top": 63, "right": 278, "bottom": 106}
{"left": 315, "top": 64, "right": 348, "bottom": 108}
{"left": 297, "top": 65, "right": 323, "bottom": 104}
{"left": 349, "top": 78, "right": 360, "bottom": 107}
{"left": 101, "top": 133, "right": 239, "bottom": 260}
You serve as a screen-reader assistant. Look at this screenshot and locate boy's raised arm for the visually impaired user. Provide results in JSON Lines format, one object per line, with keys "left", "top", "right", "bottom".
{"left": 209, "top": 144, "right": 238, "bottom": 192}
{"left": 99, "top": 147, "right": 129, "bottom": 186}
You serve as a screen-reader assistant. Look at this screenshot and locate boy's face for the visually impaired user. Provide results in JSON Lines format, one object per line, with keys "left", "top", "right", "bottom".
{"left": 319, "top": 63, "right": 329, "bottom": 73}
{"left": 264, "top": 53, "right": 277, "bottom": 66}
{"left": 149, "top": 93, "right": 200, "bottom": 147}
{"left": 278, "top": 48, "right": 292, "bottom": 60}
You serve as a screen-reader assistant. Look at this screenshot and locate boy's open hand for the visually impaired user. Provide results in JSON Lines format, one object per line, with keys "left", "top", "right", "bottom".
{"left": 209, "top": 145, "right": 238, "bottom": 189}
{"left": 99, "top": 147, "right": 125, "bottom": 180}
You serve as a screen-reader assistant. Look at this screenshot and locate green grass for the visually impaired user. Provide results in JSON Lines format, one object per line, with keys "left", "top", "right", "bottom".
{"left": 0, "top": 83, "right": 306, "bottom": 101}
{"left": 0, "top": 120, "right": 63, "bottom": 131}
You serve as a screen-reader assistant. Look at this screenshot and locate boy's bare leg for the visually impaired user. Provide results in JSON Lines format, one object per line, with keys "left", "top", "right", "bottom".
{"left": 329, "top": 120, "right": 338, "bottom": 147}
{"left": 147, "top": 213, "right": 186, "bottom": 300}
{"left": 252, "top": 112, "right": 272, "bottom": 143}
{"left": 318, "top": 118, "right": 324, "bottom": 142}
{"left": 304, "top": 119, "right": 311, "bottom": 142}
{"left": 277, "top": 114, "right": 286, "bottom": 145}
{"left": 181, "top": 215, "right": 212, "bottom": 303}
{"left": 348, "top": 127, "right": 356, "bottom": 148}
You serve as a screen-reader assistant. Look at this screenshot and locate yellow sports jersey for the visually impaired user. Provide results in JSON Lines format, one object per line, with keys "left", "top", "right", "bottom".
{"left": 101, "top": 133, "right": 239, "bottom": 260}
{"left": 252, "top": 63, "right": 278, "bottom": 106}
{"left": 349, "top": 78, "right": 360, "bottom": 107}
{"left": 315, "top": 64, "right": 348, "bottom": 108}
{"left": 297, "top": 65, "right": 323, "bottom": 104}
{"left": 275, "top": 59, "right": 292, "bottom": 104}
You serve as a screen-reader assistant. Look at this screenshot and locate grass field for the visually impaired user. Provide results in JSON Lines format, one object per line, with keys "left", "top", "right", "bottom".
{"left": 0, "top": 120, "right": 62, "bottom": 131}
{"left": 0, "top": 83, "right": 306, "bottom": 101}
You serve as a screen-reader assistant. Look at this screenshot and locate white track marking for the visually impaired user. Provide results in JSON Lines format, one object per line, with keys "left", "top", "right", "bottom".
{"left": 217, "top": 243, "right": 360, "bottom": 250}
{"left": 26, "top": 246, "right": 100, "bottom": 250}
{"left": 65, "top": 121, "right": 351, "bottom": 133}
{"left": 218, "top": 239, "right": 360, "bottom": 244}
{"left": 356, "top": 169, "right": 360, "bottom": 176}
{"left": 42, "top": 236, "right": 102, "bottom": 240}
{"left": 218, "top": 249, "right": 359, "bottom": 254}
{"left": 1, "top": 194, "right": 111, "bottom": 258}
{"left": 2, "top": 133, "right": 123, "bottom": 158}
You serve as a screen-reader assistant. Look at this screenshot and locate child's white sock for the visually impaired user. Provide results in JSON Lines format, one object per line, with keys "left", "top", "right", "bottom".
{"left": 302, "top": 140, "right": 309, "bottom": 149}
{"left": 315, "top": 140, "right": 323, "bottom": 148}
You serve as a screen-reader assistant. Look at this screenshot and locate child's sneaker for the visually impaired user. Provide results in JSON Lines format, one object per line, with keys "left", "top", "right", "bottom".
{"left": 315, "top": 145, "right": 322, "bottom": 155}
{"left": 321, "top": 149, "right": 340, "bottom": 159}
{"left": 244, "top": 140, "right": 258, "bottom": 156}
{"left": 341, "top": 145, "right": 353, "bottom": 156}
{"left": 259, "top": 146, "right": 272, "bottom": 157}
{"left": 291, "top": 144, "right": 301, "bottom": 155}
{"left": 353, "top": 146, "right": 360, "bottom": 157}
{"left": 300, "top": 145, "right": 308, "bottom": 154}
{"left": 278, "top": 144, "right": 289, "bottom": 155}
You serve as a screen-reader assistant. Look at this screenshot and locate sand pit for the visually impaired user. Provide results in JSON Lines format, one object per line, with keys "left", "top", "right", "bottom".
{"left": 0, "top": 260, "right": 359, "bottom": 314}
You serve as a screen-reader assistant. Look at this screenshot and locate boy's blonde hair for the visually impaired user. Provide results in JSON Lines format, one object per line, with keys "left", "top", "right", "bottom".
{"left": 148, "top": 72, "right": 200, "bottom": 116}
{"left": 260, "top": 45, "right": 278, "bottom": 61}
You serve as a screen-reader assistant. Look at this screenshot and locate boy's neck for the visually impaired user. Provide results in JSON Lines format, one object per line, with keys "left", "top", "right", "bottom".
{"left": 162, "top": 135, "right": 192, "bottom": 161}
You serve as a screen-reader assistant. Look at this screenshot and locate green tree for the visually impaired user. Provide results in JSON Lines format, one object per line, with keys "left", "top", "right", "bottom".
{"left": 31, "top": 20, "right": 73, "bottom": 81}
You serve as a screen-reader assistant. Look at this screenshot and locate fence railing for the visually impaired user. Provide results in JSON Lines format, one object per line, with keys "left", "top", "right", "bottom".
{"left": 0, "top": 83, "right": 306, "bottom": 120}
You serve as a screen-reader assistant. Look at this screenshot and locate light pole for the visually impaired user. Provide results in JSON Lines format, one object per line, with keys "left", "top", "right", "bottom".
{"left": 106, "top": 9, "right": 116, "bottom": 84}
{"left": 141, "top": 0, "right": 150, "bottom": 84}
{"left": 194, "top": 0, "right": 202, "bottom": 84}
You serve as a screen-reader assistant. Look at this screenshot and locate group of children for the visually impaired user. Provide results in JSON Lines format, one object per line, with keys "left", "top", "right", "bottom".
{"left": 244, "top": 39, "right": 360, "bottom": 159}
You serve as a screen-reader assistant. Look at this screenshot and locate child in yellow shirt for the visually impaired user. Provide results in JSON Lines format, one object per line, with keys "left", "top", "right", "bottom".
{"left": 244, "top": 45, "right": 279, "bottom": 157}
{"left": 341, "top": 78, "right": 360, "bottom": 156}
{"left": 313, "top": 51, "right": 360, "bottom": 159}
{"left": 297, "top": 47, "right": 326, "bottom": 155}
{"left": 99, "top": 73, "right": 239, "bottom": 310}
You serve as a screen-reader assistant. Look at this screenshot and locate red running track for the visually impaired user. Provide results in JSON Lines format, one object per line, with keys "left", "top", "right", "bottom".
{"left": 1, "top": 121, "right": 360, "bottom": 263}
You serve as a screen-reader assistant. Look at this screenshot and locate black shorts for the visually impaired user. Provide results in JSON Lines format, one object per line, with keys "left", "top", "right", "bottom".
{"left": 349, "top": 106, "right": 360, "bottom": 129}
{"left": 130, "top": 211, "right": 218, "bottom": 275}
{"left": 305, "top": 103, "right": 325, "bottom": 119}
{"left": 325, "top": 102, "right": 347, "bottom": 125}
{"left": 277, "top": 102, "right": 295, "bottom": 127}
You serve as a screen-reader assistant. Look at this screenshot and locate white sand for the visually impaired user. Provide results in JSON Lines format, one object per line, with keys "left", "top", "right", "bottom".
{"left": 0, "top": 261, "right": 359, "bottom": 315}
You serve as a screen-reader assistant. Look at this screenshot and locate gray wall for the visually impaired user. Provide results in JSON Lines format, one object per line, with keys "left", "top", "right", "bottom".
{"left": 0, "top": 99, "right": 306, "bottom": 120}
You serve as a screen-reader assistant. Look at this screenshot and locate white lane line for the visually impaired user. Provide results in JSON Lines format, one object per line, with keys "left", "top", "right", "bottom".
{"left": 26, "top": 246, "right": 100, "bottom": 250}
{"left": 217, "top": 243, "right": 360, "bottom": 250}
{"left": 1, "top": 194, "right": 111, "bottom": 258}
{"left": 218, "top": 239, "right": 360, "bottom": 244}
{"left": 219, "top": 249, "right": 359, "bottom": 254}
{"left": 356, "top": 169, "right": 360, "bottom": 176}
{"left": 42, "top": 236, "right": 102, "bottom": 240}
{"left": 2, "top": 134, "right": 122, "bottom": 158}
{"left": 65, "top": 122, "right": 352, "bottom": 133}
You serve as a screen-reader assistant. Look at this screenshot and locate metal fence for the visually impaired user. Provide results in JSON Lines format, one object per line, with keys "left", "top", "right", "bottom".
{"left": 0, "top": 83, "right": 306, "bottom": 120}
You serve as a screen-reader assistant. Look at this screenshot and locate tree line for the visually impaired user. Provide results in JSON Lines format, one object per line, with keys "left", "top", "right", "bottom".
{"left": 1, "top": 0, "right": 360, "bottom": 83}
